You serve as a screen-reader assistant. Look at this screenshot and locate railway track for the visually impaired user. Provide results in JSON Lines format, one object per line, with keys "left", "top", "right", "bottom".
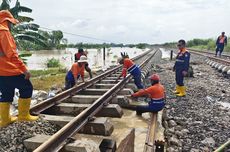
{"left": 22, "top": 49, "right": 165, "bottom": 152}
{"left": 188, "top": 48, "right": 230, "bottom": 59}
{"left": 188, "top": 49, "right": 230, "bottom": 76}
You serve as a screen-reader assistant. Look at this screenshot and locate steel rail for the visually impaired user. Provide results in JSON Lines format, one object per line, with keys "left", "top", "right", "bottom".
{"left": 143, "top": 113, "right": 158, "bottom": 152}
{"left": 214, "top": 139, "right": 230, "bottom": 152}
{"left": 34, "top": 50, "right": 157, "bottom": 152}
{"left": 188, "top": 48, "right": 230, "bottom": 58}
{"left": 189, "top": 50, "right": 230, "bottom": 65}
{"left": 30, "top": 49, "right": 151, "bottom": 115}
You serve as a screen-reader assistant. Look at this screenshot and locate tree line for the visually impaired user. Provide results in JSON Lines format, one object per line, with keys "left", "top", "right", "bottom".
{"left": 161, "top": 38, "right": 230, "bottom": 52}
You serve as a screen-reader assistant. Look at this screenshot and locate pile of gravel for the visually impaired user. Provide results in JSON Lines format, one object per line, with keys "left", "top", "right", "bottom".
{"left": 156, "top": 54, "right": 230, "bottom": 152}
{"left": 0, "top": 118, "right": 59, "bottom": 152}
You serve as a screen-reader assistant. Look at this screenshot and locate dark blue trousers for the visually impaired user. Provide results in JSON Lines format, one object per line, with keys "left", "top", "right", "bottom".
{"left": 136, "top": 99, "right": 165, "bottom": 113}
{"left": 0, "top": 74, "right": 33, "bottom": 102}
{"left": 175, "top": 70, "right": 184, "bottom": 86}
{"left": 216, "top": 44, "right": 224, "bottom": 56}
{"left": 132, "top": 73, "right": 144, "bottom": 89}
{"left": 65, "top": 71, "right": 75, "bottom": 90}
{"left": 130, "top": 66, "right": 144, "bottom": 89}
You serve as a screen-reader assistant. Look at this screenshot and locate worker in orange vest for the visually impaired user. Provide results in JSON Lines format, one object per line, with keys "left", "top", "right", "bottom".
{"left": 117, "top": 52, "right": 144, "bottom": 89}
{"left": 74, "top": 48, "right": 92, "bottom": 78}
{"left": 130, "top": 74, "right": 165, "bottom": 113}
{"left": 65, "top": 55, "right": 88, "bottom": 89}
{"left": 0, "top": 10, "right": 38, "bottom": 128}
{"left": 215, "top": 32, "right": 227, "bottom": 57}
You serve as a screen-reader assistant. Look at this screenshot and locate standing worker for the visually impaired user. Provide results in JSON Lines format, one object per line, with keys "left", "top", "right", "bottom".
{"left": 0, "top": 10, "right": 38, "bottom": 128}
{"left": 74, "top": 48, "right": 92, "bottom": 79}
{"left": 117, "top": 52, "right": 144, "bottom": 89}
{"left": 215, "top": 32, "right": 227, "bottom": 57}
{"left": 130, "top": 74, "right": 165, "bottom": 113}
{"left": 173, "top": 39, "right": 190, "bottom": 97}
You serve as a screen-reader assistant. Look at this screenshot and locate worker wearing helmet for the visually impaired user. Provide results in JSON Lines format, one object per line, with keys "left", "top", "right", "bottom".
{"left": 65, "top": 55, "right": 88, "bottom": 89}
{"left": 173, "top": 39, "right": 190, "bottom": 97}
{"left": 74, "top": 48, "right": 92, "bottom": 79}
{"left": 0, "top": 10, "right": 38, "bottom": 128}
{"left": 117, "top": 53, "right": 144, "bottom": 89}
{"left": 130, "top": 74, "right": 165, "bottom": 113}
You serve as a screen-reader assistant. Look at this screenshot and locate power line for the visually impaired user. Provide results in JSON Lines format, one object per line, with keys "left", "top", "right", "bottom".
{"left": 39, "top": 26, "right": 116, "bottom": 43}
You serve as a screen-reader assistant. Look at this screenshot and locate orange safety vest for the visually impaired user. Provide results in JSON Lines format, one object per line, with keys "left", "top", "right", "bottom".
{"left": 0, "top": 21, "right": 27, "bottom": 76}
{"left": 122, "top": 58, "right": 135, "bottom": 77}
{"left": 132, "top": 83, "right": 165, "bottom": 100}
{"left": 71, "top": 63, "right": 85, "bottom": 78}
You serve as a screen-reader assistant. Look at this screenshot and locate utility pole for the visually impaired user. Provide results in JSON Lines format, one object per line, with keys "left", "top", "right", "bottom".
{"left": 103, "top": 47, "right": 106, "bottom": 66}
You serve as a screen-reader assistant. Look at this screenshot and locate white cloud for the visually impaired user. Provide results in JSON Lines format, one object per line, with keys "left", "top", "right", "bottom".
{"left": 13, "top": 0, "right": 230, "bottom": 44}
{"left": 71, "top": 19, "right": 89, "bottom": 28}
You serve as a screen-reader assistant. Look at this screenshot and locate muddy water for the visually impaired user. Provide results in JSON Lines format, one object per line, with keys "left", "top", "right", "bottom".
{"left": 25, "top": 47, "right": 147, "bottom": 70}
{"left": 160, "top": 48, "right": 177, "bottom": 59}
{"left": 110, "top": 109, "right": 151, "bottom": 151}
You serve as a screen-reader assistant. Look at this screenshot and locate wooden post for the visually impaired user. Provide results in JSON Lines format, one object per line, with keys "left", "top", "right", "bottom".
{"left": 170, "top": 50, "right": 173, "bottom": 60}
{"left": 103, "top": 47, "right": 106, "bottom": 66}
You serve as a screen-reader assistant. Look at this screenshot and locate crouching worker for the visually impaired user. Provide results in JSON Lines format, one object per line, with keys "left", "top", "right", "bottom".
{"left": 75, "top": 48, "right": 92, "bottom": 79}
{"left": 130, "top": 74, "right": 165, "bottom": 113}
{"left": 117, "top": 53, "right": 144, "bottom": 89}
{"left": 0, "top": 10, "right": 38, "bottom": 128}
{"left": 65, "top": 55, "right": 88, "bottom": 89}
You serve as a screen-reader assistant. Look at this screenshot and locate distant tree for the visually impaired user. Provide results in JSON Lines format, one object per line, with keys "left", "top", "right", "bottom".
{"left": 136, "top": 43, "right": 148, "bottom": 49}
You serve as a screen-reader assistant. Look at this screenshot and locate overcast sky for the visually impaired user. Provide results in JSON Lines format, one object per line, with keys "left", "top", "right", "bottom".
{"left": 11, "top": 0, "right": 230, "bottom": 44}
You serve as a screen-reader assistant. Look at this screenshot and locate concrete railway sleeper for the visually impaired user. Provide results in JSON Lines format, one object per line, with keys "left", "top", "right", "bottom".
{"left": 30, "top": 49, "right": 151, "bottom": 115}
{"left": 188, "top": 50, "right": 230, "bottom": 78}
{"left": 188, "top": 48, "right": 230, "bottom": 60}
{"left": 21, "top": 49, "right": 164, "bottom": 152}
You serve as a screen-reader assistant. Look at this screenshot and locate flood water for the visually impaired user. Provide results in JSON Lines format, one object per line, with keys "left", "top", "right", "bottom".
{"left": 160, "top": 48, "right": 176, "bottom": 59}
{"left": 25, "top": 47, "right": 147, "bottom": 70}
{"left": 110, "top": 109, "right": 151, "bottom": 151}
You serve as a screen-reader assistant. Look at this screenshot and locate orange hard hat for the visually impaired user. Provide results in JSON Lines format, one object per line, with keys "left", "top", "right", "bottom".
{"left": 150, "top": 74, "right": 160, "bottom": 81}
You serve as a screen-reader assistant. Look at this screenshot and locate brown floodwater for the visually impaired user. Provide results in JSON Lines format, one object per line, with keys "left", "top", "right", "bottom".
{"left": 110, "top": 109, "right": 151, "bottom": 151}
{"left": 25, "top": 47, "right": 147, "bottom": 70}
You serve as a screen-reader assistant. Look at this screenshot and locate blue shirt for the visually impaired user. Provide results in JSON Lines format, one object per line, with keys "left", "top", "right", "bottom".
{"left": 174, "top": 49, "right": 190, "bottom": 71}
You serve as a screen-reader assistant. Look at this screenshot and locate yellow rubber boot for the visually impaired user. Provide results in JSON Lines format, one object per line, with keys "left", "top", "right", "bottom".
{"left": 0, "top": 103, "right": 17, "bottom": 128}
{"left": 173, "top": 85, "right": 180, "bottom": 94}
{"left": 176, "top": 86, "right": 186, "bottom": 97}
{"left": 18, "top": 98, "right": 38, "bottom": 121}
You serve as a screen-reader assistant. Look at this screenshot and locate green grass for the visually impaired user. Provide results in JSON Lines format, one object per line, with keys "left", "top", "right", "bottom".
{"left": 190, "top": 45, "right": 208, "bottom": 50}
{"left": 30, "top": 68, "right": 67, "bottom": 91}
{"left": 31, "top": 73, "right": 65, "bottom": 91}
{"left": 30, "top": 68, "right": 67, "bottom": 77}
{"left": 190, "top": 45, "right": 230, "bottom": 52}
{"left": 46, "top": 58, "right": 61, "bottom": 68}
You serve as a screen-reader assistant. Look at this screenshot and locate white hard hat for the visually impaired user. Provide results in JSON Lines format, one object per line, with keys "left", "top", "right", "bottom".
{"left": 78, "top": 55, "right": 88, "bottom": 63}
